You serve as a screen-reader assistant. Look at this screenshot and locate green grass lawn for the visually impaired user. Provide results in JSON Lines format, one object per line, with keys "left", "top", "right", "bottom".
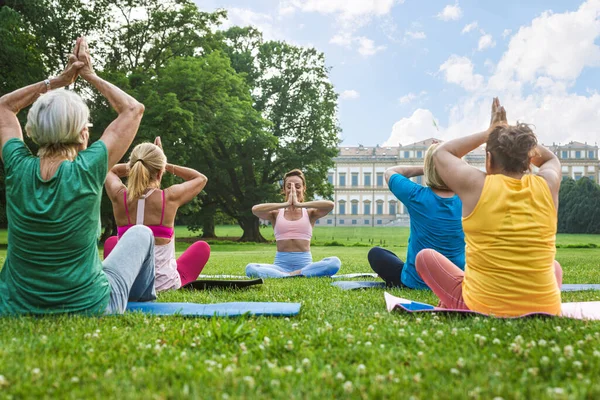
{"left": 1, "top": 228, "right": 600, "bottom": 398}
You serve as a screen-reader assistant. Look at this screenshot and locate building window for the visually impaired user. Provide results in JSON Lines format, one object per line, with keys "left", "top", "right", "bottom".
{"left": 416, "top": 176, "right": 423, "bottom": 185}
{"left": 327, "top": 219, "right": 332, "bottom": 225}
{"left": 417, "top": 150, "right": 423, "bottom": 158}
{"left": 339, "top": 173, "right": 346, "bottom": 186}
{"left": 364, "top": 173, "right": 371, "bottom": 187}
{"left": 352, "top": 219, "right": 357, "bottom": 225}
{"left": 404, "top": 151, "right": 409, "bottom": 158}
{"left": 575, "top": 173, "right": 582, "bottom": 180}
{"left": 327, "top": 173, "right": 334, "bottom": 185}
{"left": 377, "top": 220, "right": 382, "bottom": 225}
{"left": 351, "top": 200, "right": 358, "bottom": 215}
{"left": 389, "top": 201, "right": 397, "bottom": 215}
{"left": 561, "top": 151, "right": 568, "bottom": 159}
{"left": 339, "top": 219, "right": 345, "bottom": 225}
{"left": 589, "top": 151, "right": 595, "bottom": 159}
{"left": 364, "top": 202, "right": 371, "bottom": 215}
{"left": 376, "top": 201, "right": 383, "bottom": 215}
{"left": 351, "top": 173, "right": 358, "bottom": 187}
{"left": 376, "top": 173, "right": 384, "bottom": 187}
{"left": 576, "top": 151, "right": 581, "bottom": 159}
{"left": 562, "top": 175, "right": 569, "bottom": 181}
{"left": 364, "top": 219, "right": 370, "bottom": 225}
{"left": 315, "top": 220, "right": 320, "bottom": 225}
{"left": 338, "top": 201, "right": 346, "bottom": 215}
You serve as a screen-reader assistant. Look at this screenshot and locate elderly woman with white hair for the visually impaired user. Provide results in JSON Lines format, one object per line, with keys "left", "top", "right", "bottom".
{"left": 0, "top": 37, "right": 155, "bottom": 315}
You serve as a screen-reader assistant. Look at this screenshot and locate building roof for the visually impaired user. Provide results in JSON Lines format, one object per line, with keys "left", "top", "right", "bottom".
{"left": 336, "top": 140, "right": 598, "bottom": 160}
{"left": 337, "top": 145, "right": 399, "bottom": 157}
{"left": 548, "top": 141, "right": 598, "bottom": 151}
{"left": 399, "top": 138, "right": 441, "bottom": 148}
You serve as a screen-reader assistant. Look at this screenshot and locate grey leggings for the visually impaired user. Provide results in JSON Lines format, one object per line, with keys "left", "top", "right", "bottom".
{"left": 103, "top": 225, "right": 156, "bottom": 314}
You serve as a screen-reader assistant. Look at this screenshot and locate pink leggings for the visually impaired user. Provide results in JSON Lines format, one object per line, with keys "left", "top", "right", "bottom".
{"left": 104, "top": 237, "right": 210, "bottom": 287}
{"left": 415, "top": 249, "right": 563, "bottom": 310}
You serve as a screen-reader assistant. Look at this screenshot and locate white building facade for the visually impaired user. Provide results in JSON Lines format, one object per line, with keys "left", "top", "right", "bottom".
{"left": 319, "top": 139, "right": 599, "bottom": 227}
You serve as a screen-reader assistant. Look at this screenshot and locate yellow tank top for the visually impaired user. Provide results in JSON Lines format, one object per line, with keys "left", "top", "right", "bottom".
{"left": 462, "top": 174, "right": 561, "bottom": 317}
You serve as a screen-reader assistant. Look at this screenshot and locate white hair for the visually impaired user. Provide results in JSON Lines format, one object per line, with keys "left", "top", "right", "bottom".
{"left": 25, "top": 89, "right": 89, "bottom": 158}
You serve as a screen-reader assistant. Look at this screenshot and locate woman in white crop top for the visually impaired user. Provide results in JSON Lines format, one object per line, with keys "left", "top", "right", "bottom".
{"left": 245, "top": 169, "right": 341, "bottom": 278}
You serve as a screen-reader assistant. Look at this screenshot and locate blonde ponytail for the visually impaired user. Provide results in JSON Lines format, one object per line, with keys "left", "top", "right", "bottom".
{"left": 126, "top": 143, "right": 167, "bottom": 202}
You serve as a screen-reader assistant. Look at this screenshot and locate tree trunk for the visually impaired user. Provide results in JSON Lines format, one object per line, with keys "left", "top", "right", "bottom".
{"left": 238, "top": 215, "right": 266, "bottom": 242}
{"left": 201, "top": 213, "right": 217, "bottom": 239}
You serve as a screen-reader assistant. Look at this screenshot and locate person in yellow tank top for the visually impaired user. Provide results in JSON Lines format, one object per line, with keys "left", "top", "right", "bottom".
{"left": 414, "top": 98, "right": 562, "bottom": 317}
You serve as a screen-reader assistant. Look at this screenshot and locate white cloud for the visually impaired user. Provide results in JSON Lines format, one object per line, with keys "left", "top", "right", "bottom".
{"left": 437, "top": 3, "right": 463, "bottom": 21}
{"left": 330, "top": 33, "right": 353, "bottom": 47}
{"left": 399, "top": 93, "right": 416, "bottom": 104}
{"left": 384, "top": 0, "right": 600, "bottom": 147}
{"left": 491, "top": 1, "right": 600, "bottom": 87}
{"left": 289, "top": 0, "right": 402, "bottom": 56}
{"left": 330, "top": 34, "right": 386, "bottom": 56}
{"left": 439, "top": 55, "right": 484, "bottom": 91}
{"left": 340, "top": 90, "right": 360, "bottom": 100}
{"left": 383, "top": 109, "right": 439, "bottom": 146}
{"left": 357, "top": 37, "right": 386, "bottom": 56}
{"left": 461, "top": 21, "right": 478, "bottom": 34}
{"left": 278, "top": 1, "right": 296, "bottom": 16}
{"left": 288, "top": 0, "right": 402, "bottom": 21}
{"left": 502, "top": 28, "right": 512, "bottom": 38}
{"left": 221, "top": 8, "right": 283, "bottom": 41}
{"left": 399, "top": 91, "right": 427, "bottom": 105}
{"left": 405, "top": 31, "right": 427, "bottom": 40}
{"left": 477, "top": 34, "right": 496, "bottom": 51}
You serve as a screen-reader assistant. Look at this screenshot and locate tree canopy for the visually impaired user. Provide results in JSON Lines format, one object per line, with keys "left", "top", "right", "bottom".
{"left": 0, "top": 0, "right": 340, "bottom": 241}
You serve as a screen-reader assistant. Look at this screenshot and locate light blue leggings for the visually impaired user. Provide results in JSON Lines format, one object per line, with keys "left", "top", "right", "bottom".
{"left": 246, "top": 251, "right": 341, "bottom": 278}
{"left": 103, "top": 225, "right": 156, "bottom": 314}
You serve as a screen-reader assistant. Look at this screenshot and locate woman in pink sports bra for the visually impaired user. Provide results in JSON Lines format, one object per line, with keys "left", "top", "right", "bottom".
{"left": 104, "top": 137, "right": 210, "bottom": 291}
{"left": 246, "top": 169, "right": 341, "bottom": 278}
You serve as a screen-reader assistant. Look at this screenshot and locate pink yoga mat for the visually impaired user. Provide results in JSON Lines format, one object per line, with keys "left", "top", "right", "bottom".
{"left": 384, "top": 292, "right": 600, "bottom": 320}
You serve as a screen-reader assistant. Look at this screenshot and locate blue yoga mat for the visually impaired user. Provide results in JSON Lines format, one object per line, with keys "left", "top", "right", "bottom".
{"left": 332, "top": 281, "right": 386, "bottom": 290}
{"left": 562, "top": 284, "right": 600, "bottom": 292}
{"left": 333, "top": 281, "right": 600, "bottom": 291}
{"left": 126, "top": 302, "right": 301, "bottom": 317}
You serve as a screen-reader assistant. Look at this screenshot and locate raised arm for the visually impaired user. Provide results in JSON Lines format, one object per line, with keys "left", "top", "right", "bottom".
{"left": 0, "top": 51, "right": 82, "bottom": 158}
{"left": 292, "top": 190, "right": 334, "bottom": 222}
{"left": 434, "top": 98, "right": 506, "bottom": 216}
{"left": 76, "top": 37, "right": 144, "bottom": 169}
{"left": 531, "top": 145, "right": 561, "bottom": 210}
{"left": 104, "top": 163, "right": 128, "bottom": 201}
{"left": 164, "top": 163, "right": 208, "bottom": 207}
{"left": 384, "top": 166, "right": 424, "bottom": 185}
{"left": 252, "top": 195, "right": 291, "bottom": 223}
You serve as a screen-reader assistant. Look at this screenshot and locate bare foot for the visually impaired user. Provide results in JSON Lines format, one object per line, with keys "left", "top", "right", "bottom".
{"left": 289, "top": 270, "right": 303, "bottom": 276}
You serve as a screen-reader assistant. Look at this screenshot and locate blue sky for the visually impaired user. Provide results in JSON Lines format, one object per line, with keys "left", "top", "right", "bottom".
{"left": 196, "top": 0, "right": 600, "bottom": 147}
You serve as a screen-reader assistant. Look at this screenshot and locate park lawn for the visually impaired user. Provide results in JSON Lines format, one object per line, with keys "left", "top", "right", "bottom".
{"left": 0, "top": 231, "right": 600, "bottom": 398}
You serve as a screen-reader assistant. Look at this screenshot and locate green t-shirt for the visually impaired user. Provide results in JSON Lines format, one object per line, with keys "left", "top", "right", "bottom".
{"left": 0, "top": 138, "right": 110, "bottom": 315}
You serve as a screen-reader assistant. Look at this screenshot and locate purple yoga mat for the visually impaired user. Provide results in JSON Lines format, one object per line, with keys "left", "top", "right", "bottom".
{"left": 384, "top": 292, "right": 600, "bottom": 320}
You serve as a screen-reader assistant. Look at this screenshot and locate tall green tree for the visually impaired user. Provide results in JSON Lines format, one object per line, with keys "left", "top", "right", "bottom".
{"left": 213, "top": 27, "right": 340, "bottom": 240}
{"left": 0, "top": 6, "right": 47, "bottom": 226}
{"left": 558, "top": 177, "right": 600, "bottom": 234}
{"left": 151, "top": 54, "right": 273, "bottom": 241}
{"left": 4, "top": 0, "right": 110, "bottom": 75}
{"left": 101, "top": 0, "right": 225, "bottom": 74}
{"left": 85, "top": 0, "right": 225, "bottom": 239}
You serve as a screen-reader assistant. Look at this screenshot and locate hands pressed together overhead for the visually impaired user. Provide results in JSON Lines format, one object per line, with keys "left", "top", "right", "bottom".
{"left": 56, "top": 37, "right": 96, "bottom": 87}
{"left": 489, "top": 97, "right": 508, "bottom": 130}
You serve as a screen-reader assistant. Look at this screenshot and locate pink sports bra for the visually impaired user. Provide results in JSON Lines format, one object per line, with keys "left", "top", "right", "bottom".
{"left": 117, "top": 189, "right": 175, "bottom": 239}
{"left": 273, "top": 208, "right": 313, "bottom": 241}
